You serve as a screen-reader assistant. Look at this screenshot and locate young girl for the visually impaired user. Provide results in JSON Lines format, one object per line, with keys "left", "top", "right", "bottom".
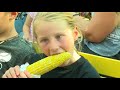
{"left": 2, "top": 12, "right": 100, "bottom": 78}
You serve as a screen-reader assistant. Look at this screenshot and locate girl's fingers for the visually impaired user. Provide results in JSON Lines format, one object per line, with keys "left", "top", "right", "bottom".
{"left": 19, "top": 72, "right": 28, "bottom": 78}
{"left": 24, "top": 70, "right": 32, "bottom": 78}
{"left": 9, "top": 67, "right": 17, "bottom": 78}
{"left": 14, "top": 65, "right": 20, "bottom": 76}
{"left": 2, "top": 74, "right": 8, "bottom": 78}
{"left": 3, "top": 69, "right": 13, "bottom": 78}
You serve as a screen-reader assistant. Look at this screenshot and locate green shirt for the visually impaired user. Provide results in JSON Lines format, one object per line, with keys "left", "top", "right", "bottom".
{"left": 0, "top": 36, "right": 35, "bottom": 77}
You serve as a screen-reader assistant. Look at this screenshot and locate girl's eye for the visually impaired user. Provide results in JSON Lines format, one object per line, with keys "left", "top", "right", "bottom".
{"left": 56, "top": 35, "right": 61, "bottom": 39}
{"left": 56, "top": 34, "right": 64, "bottom": 40}
{"left": 40, "top": 39, "right": 48, "bottom": 43}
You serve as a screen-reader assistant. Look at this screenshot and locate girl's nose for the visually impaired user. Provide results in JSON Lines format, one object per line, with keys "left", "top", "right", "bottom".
{"left": 49, "top": 39, "right": 60, "bottom": 55}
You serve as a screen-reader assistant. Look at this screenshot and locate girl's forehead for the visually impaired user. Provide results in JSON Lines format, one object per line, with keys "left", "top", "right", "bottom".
{"left": 36, "top": 28, "right": 72, "bottom": 38}
{"left": 35, "top": 20, "right": 70, "bottom": 31}
{"left": 35, "top": 22, "right": 72, "bottom": 37}
{"left": 36, "top": 26, "right": 70, "bottom": 35}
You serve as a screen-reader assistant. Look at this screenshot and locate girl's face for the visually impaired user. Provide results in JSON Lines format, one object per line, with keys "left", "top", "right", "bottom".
{"left": 35, "top": 20, "right": 79, "bottom": 56}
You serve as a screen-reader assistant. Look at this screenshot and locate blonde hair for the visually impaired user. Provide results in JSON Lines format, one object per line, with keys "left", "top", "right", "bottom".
{"left": 33, "top": 12, "right": 83, "bottom": 51}
{"left": 33, "top": 12, "right": 76, "bottom": 29}
{"left": 116, "top": 12, "right": 120, "bottom": 27}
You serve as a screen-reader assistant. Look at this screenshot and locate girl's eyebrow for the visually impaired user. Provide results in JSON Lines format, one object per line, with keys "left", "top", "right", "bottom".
{"left": 55, "top": 32, "right": 64, "bottom": 34}
{"left": 38, "top": 31, "right": 66, "bottom": 38}
{"left": 39, "top": 36, "right": 48, "bottom": 39}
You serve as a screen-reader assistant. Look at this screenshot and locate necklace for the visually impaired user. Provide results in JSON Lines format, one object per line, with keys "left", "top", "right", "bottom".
{"left": 0, "top": 41, "right": 5, "bottom": 44}
{"left": 0, "top": 35, "right": 18, "bottom": 45}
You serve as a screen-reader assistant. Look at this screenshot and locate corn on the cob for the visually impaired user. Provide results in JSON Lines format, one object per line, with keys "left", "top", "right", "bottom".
{"left": 26, "top": 52, "right": 71, "bottom": 75}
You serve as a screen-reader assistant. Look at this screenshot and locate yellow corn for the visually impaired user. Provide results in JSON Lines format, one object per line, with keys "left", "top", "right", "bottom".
{"left": 26, "top": 52, "right": 71, "bottom": 75}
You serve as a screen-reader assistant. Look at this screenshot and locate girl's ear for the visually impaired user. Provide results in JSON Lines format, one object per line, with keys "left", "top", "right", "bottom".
{"left": 73, "top": 26, "right": 79, "bottom": 41}
{"left": 9, "top": 12, "right": 18, "bottom": 20}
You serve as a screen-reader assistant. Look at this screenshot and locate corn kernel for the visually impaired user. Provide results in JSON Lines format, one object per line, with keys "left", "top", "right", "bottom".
{"left": 26, "top": 52, "right": 71, "bottom": 75}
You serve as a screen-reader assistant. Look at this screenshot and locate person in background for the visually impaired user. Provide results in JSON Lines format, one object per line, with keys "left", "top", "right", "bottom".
{"left": 15, "top": 12, "right": 27, "bottom": 37}
{"left": 0, "top": 12, "right": 35, "bottom": 77}
{"left": 81, "top": 12, "right": 120, "bottom": 60}
{"left": 23, "top": 12, "right": 37, "bottom": 42}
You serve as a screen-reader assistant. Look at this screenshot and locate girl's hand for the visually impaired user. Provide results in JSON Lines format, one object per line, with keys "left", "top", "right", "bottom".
{"left": 18, "top": 70, "right": 32, "bottom": 78}
{"left": 2, "top": 65, "right": 32, "bottom": 78}
{"left": 2, "top": 65, "right": 20, "bottom": 78}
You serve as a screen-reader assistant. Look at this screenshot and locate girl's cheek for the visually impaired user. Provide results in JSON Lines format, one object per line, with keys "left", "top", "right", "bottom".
{"left": 40, "top": 45, "right": 49, "bottom": 55}
{"left": 40, "top": 44, "right": 47, "bottom": 51}
{"left": 61, "top": 39, "right": 73, "bottom": 51}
